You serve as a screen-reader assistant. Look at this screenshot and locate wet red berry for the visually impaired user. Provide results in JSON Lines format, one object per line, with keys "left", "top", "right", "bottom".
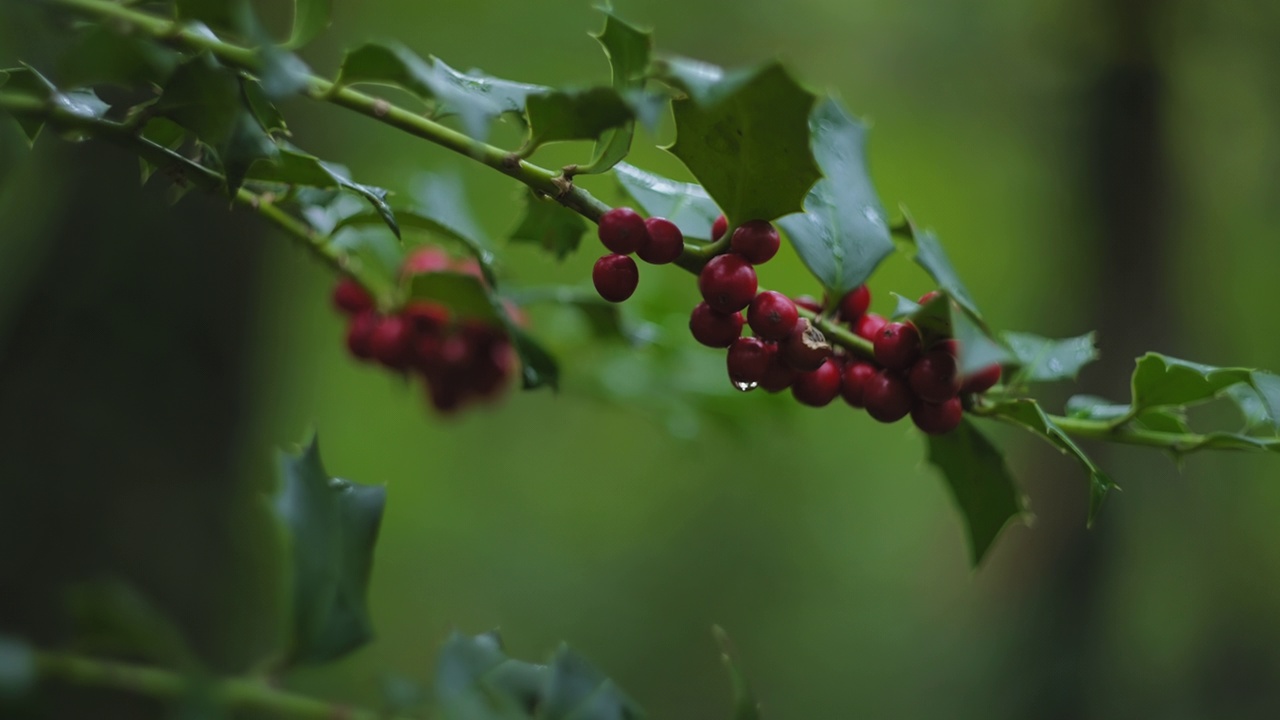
{"left": 727, "top": 337, "right": 774, "bottom": 389}
{"left": 748, "top": 291, "right": 799, "bottom": 341}
{"left": 637, "top": 217, "right": 684, "bottom": 264}
{"left": 346, "top": 312, "right": 380, "bottom": 360}
{"left": 759, "top": 352, "right": 798, "bottom": 393}
{"left": 911, "top": 397, "right": 963, "bottom": 435}
{"left": 689, "top": 302, "right": 744, "bottom": 348}
{"left": 592, "top": 254, "right": 639, "bottom": 302}
{"left": 698, "top": 253, "right": 757, "bottom": 313}
{"left": 863, "top": 370, "right": 912, "bottom": 423}
{"left": 779, "top": 318, "right": 832, "bottom": 372}
{"left": 840, "top": 361, "right": 877, "bottom": 408}
{"left": 370, "top": 315, "right": 412, "bottom": 369}
{"left": 712, "top": 214, "right": 728, "bottom": 241}
{"left": 730, "top": 220, "right": 780, "bottom": 265}
{"left": 791, "top": 358, "right": 842, "bottom": 407}
{"left": 874, "top": 322, "right": 922, "bottom": 371}
{"left": 333, "top": 277, "right": 374, "bottom": 315}
{"left": 855, "top": 312, "right": 887, "bottom": 341}
{"left": 960, "top": 363, "right": 1003, "bottom": 395}
{"left": 598, "top": 207, "right": 648, "bottom": 254}
{"left": 840, "top": 285, "right": 871, "bottom": 321}
{"left": 908, "top": 350, "right": 961, "bottom": 403}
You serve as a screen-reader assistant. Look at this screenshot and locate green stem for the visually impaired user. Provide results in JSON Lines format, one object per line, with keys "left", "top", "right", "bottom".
{"left": 969, "top": 400, "right": 1227, "bottom": 453}
{"left": 35, "top": 650, "right": 411, "bottom": 720}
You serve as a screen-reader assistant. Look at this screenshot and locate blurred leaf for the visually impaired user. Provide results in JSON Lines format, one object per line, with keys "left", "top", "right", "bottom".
{"left": 614, "top": 162, "right": 721, "bottom": 240}
{"left": 247, "top": 149, "right": 398, "bottom": 237}
{"left": 1131, "top": 353, "right": 1280, "bottom": 429}
{"left": 898, "top": 217, "right": 982, "bottom": 320}
{"left": 984, "top": 399, "right": 1115, "bottom": 525}
{"left": 525, "top": 87, "right": 632, "bottom": 150}
{"left": 1002, "top": 331, "right": 1098, "bottom": 383}
{"left": 508, "top": 285, "right": 652, "bottom": 345}
{"left": 510, "top": 191, "right": 587, "bottom": 260}
{"left": 175, "top": 0, "right": 250, "bottom": 32}
{"left": 66, "top": 580, "right": 200, "bottom": 670}
{"left": 581, "top": 10, "right": 652, "bottom": 174}
{"left": 58, "top": 27, "right": 178, "bottom": 88}
{"left": 0, "top": 636, "right": 35, "bottom": 700}
{"left": 542, "top": 644, "right": 645, "bottom": 720}
{"left": 241, "top": 78, "right": 288, "bottom": 137}
{"left": 925, "top": 419, "right": 1027, "bottom": 566}
{"left": 274, "top": 434, "right": 385, "bottom": 667}
{"left": 256, "top": 45, "right": 311, "bottom": 100}
{"left": 434, "top": 631, "right": 546, "bottom": 720}
{"left": 713, "top": 627, "right": 760, "bottom": 720}
{"left": 0, "top": 65, "right": 57, "bottom": 142}
{"left": 285, "top": 0, "right": 333, "bottom": 49}
{"left": 1226, "top": 384, "right": 1274, "bottom": 432}
{"left": 139, "top": 117, "right": 187, "bottom": 183}
{"left": 507, "top": 325, "right": 560, "bottom": 391}
{"left": 332, "top": 174, "right": 491, "bottom": 268}
{"left": 408, "top": 271, "right": 500, "bottom": 322}
{"left": 381, "top": 673, "right": 429, "bottom": 715}
{"left": 777, "top": 98, "right": 893, "bottom": 295}
{"left": 1065, "top": 395, "right": 1190, "bottom": 433}
{"left": 221, "top": 113, "right": 279, "bottom": 194}
{"left": 664, "top": 61, "right": 819, "bottom": 224}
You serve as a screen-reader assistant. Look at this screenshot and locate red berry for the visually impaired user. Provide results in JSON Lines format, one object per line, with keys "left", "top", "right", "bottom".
{"left": 779, "top": 318, "right": 832, "bottom": 372}
{"left": 402, "top": 302, "right": 451, "bottom": 337}
{"left": 960, "top": 363, "right": 1003, "bottom": 395}
{"left": 370, "top": 315, "right": 412, "bottom": 369}
{"left": 402, "top": 247, "right": 451, "bottom": 277}
{"left": 908, "top": 350, "right": 961, "bottom": 403}
{"left": 346, "top": 312, "right": 380, "bottom": 360}
{"left": 726, "top": 337, "right": 774, "bottom": 389}
{"left": 637, "top": 217, "right": 684, "bottom": 265}
{"left": 747, "top": 291, "right": 799, "bottom": 341}
{"left": 426, "top": 380, "right": 466, "bottom": 414}
{"left": 333, "top": 277, "right": 374, "bottom": 315}
{"left": 918, "top": 290, "right": 941, "bottom": 305}
{"left": 874, "top": 322, "right": 922, "bottom": 371}
{"left": 698, "top": 253, "right": 757, "bottom": 313}
{"left": 730, "top": 220, "right": 780, "bottom": 264}
{"left": 592, "top": 254, "right": 639, "bottom": 303}
{"left": 794, "top": 295, "right": 823, "bottom": 313}
{"left": 712, "top": 214, "right": 728, "bottom": 241}
{"left": 840, "top": 361, "right": 877, "bottom": 408}
{"left": 855, "top": 312, "right": 887, "bottom": 340}
{"left": 759, "top": 352, "right": 798, "bottom": 393}
{"left": 598, "top": 207, "right": 648, "bottom": 254}
{"left": 689, "top": 302, "right": 744, "bottom": 348}
{"left": 840, "top": 285, "right": 871, "bottom": 321}
{"left": 791, "top": 358, "right": 842, "bottom": 407}
{"left": 863, "top": 370, "right": 912, "bottom": 423}
{"left": 469, "top": 340, "right": 514, "bottom": 398}
{"left": 911, "top": 397, "right": 963, "bottom": 435}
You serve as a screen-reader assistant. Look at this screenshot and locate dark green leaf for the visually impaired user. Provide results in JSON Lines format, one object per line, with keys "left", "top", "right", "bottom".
{"left": 1002, "top": 331, "right": 1098, "bottom": 383}
{"left": 509, "top": 191, "right": 587, "bottom": 260}
{"left": 221, "top": 113, "right": 279, "bottom": 193}
{"left": 408, "top": 272, "right": 500, "bottom": 322}
{"left": 663, "top": 61, "right": 819, "bottom": 224}
{"left": 984, "top": 398, "right": 1116, "bottom": 526}
{"left": 581, "top": 10, "right": 653, "bottom": 174}
{"left": 241, "top": 78, "right": 288, "bottom": 137}
{"left": 712, "top": 627, "right": 760, "bottom": 720}
{"left": 1065, "top": 395, "right": 1190, "bottom": 433}
{"left": 247, "top": 149, "right": 398, "bottom": 237}
{"left": 274, "top": 434, "right": 385, "bottom": 666}
{"left": 0, "top": 65, "right": 56, "bottom": 142}
{"left": 58, "top": 27, "right": 178, "bottom": 88}
{"left": 525, "top": 87, "right": 632, "bottom": 150}
{"left": 329, "top": 226, "right": 402, "bottom": 299}
{"left": 899, "top": 217, "right": 982, "bottom": 320}
{"left": 285, "top": 0, "right": 333, "bottom": 49}
{"left": 891, "top": 292, "right": 951, "bottom": 340}
{"left": 613, "top": 162, "right": 721, "bottom": 240}
{"left": 1130, "top": 354, "right": 1280, "bottom": 429}
{"left": 776, "top": 98, "right": 893, "bottom": 295}
{"left": 0, "top": 635, "right": 35, "bottom": 700}
{"left": 507, "top": 325, "right": 560, "bottom": 391}
{"left": 924, "top": 419, "right": 1027, "bottom": 565}
{"left": 66, "top": 580, "right": 200, "bottom": 670}
{"left": 257, "top": 45, "right": 312, "bottom": 100}
{"left": 434, "top": 631, "right": 546, "bottom": 720}
{"left": 893, "top": 293, "right": 1011, "bottom": 376}
{"left": 139, "top": 117, "right": 187, "bottom": 183}
{"left": 1226, "top": 384, "right": 1274, "bottom": 432}
{"left": 542, "top": 644, "right": 645, "bottom": 720}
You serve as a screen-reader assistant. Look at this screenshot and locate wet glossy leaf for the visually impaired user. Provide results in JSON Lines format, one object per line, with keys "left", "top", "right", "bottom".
{"left": 664, "top": 61, "right": 819, "bottom": 224}
{"left": 274, "top": 435, "right": 385, "bottom": 666}
{"left": 285, "top": 0, "right": 333, "bottom": 49}
{"left": 1002, "top": 331, "right": 1098, "bottom": 383}
{"left": 925, "top": 419, "right": 1027, "bottom": 565}
{"left": 525, "top": 87, "right": 632, "bottom": 150}
{"left": 542, "top": 644, "right": 645, "bottom": 720}
{"left": 509, "top": 190, "right": 587, "bottom": 260}
{"left": 613, "top": 162, "right": 721, "bottom": 240}
{"left": 581, "top": 10, "right": 652, "bottom": 174}
{"left": 777, "top": 98, "right": 893, "bottom": 295}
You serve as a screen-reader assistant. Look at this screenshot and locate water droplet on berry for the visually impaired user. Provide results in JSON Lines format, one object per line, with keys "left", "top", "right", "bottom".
{"left": 732, "top": 380, "right": 759, "bottom": 392}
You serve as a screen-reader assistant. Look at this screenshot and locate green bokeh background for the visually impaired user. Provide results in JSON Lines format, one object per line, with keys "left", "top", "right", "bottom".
{"left": 3, "top": 0, "right": 1280, "bottom": 717}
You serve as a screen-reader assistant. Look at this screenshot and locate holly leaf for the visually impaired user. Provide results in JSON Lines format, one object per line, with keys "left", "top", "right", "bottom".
{"left": 434, "top": 632, "right": 547, "bottom": 720}
{"left": 613, "top": 162, "right": 721, "bottom": 241}
{"left": 1131, "top": 353, "right": 1280, "bottom": 429}
{"left": 1002, "top": 331, "right": 1098, "bottom": 383}
{"left": 712, "top": 627, "right": 760, "bottom": 720}
{"left": 897, "top": 216, "right": 982, "bottom": 320}
{"left": 285, "top": 0, "right": 333, "bottom": 49}
{"left": 58, "top": 26, "right": 179, "bottom": 88}
{"left": 777, "top": 98, "right": 893, "bottom": 295}
{"left": 247, "top": 149, "right": 398, "bottom": 237}
{"left": 509, "top": 190, "right": 587, "bottom": 260}
{"left": 662, "top": 60, "right": 819, "bottom": 224}
{"left": 580, "top": 10, "right": 653, "bottom": 174}
{"left": 525, "top": 87, "right": 633, "bottom": 151}
{"left": 139, "top": 117, "right": 187, "bottom": 184}
{"left": 274, "top": 434, "right": 385, "bottom": 666}
{"left": 541, "top": 645, "right": 645, "bottom": 720}
{"left": 924, "top": 419, "right": 1028, "bottom": 565}
{"left": 984, "top": 398, "right": 1116, "bottom": 525}
{"left": 242, "top": 78, "right": 289, "bottom": 137}
{"left": 893, "top": 293, "right": 1012, "bottom": 376}
{"left": 1066, "top": 395, "right": 1190, "bottom": 433}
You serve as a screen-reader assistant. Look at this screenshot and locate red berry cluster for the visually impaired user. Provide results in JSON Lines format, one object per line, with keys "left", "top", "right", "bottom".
{"left": 591, "top": 207, "right": 686, "bottom": 302}
{"left": 332, "top": 247, "right": 515, "bottom": 414}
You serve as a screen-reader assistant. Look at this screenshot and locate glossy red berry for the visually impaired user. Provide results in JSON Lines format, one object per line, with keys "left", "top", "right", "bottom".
{"left": 637, "top": 217, "right": 684, "bottom": 265}
{"left": 370, "top": 315, "right": 412, "bottom": 369}
{"left": 791, "top": 358, "right": 842, "bottom": 407}
{"left": 698, "top": 253, "right": 758, "bottom": 313}
{"left": 840, "top": 285, "right": 871, "bottom": 321}
{"left": 747, "top": 291, "right": 799, "bottom": 341}
{"left": 730, "top": 220, "right": 780, "bottom": 264}
{"left": 689, "top": 302, "right": 744, "bottom": 348}
{"left": 759, "top": 352, "right": 798, "bottom": 393}
{"left": 855, "top": 312, "right": 887, "bottom": 341}
{"left": 908, "top": 350, "right": 961, "bottom": 403}
{"left": 863, "top": 370, "right": 912, "bottom": 423}
{"left": 592, "top": 254, "right": 639, "bottom": 303}
{"left": 874, "top": 322, "right": 922, "bottom": 371}
{"left": 960, "top": 363, "right": 1003, "bottom": 395}
{"left": 333, "top": 277, "right": 374, "bottom": 315}
{"left": 346, "top": 312, "right": 380, "bottom": 360}
{"left": 779, "top": 318, "right": 832, "bottom": 372}
{"left": 918, "top": 290, "right": 941, "bottom": 305}
{"left": 726, "top": 337, "right": 774, "bottom": 389}
{"left": 794, "top": 295, "right": 823, "bottom": 313}
{"left": 598, "top": 207, "right": 648, "bottom": 254}
{"left": 711, "top": 214, "right": 728, "bottom": 241}
{"left": 840, "top": 361, "right": 877, "bottom": 408}
{"left": 911, "top": 397, "right": 963, "bottom": 435}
